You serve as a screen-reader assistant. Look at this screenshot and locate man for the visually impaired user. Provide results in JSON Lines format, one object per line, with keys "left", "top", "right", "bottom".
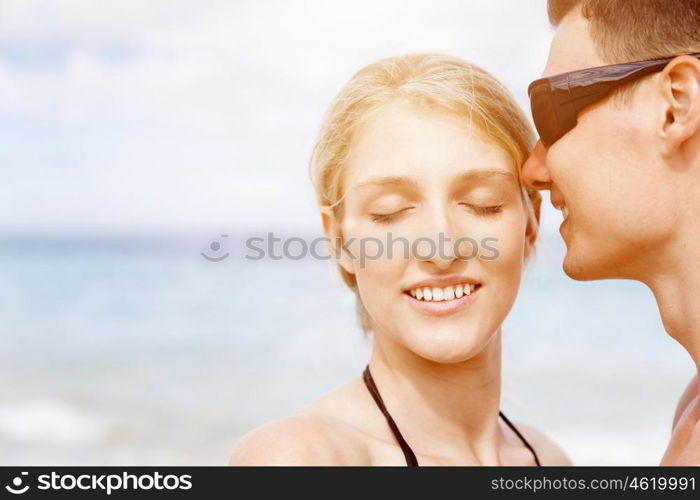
{"left": 521, "top": 0, "right": 700, "bottom": 465}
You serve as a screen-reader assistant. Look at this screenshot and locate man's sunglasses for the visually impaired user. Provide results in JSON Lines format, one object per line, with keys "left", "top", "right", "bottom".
{"left": 528, "top": 53, "right": 700, "bottom": 147}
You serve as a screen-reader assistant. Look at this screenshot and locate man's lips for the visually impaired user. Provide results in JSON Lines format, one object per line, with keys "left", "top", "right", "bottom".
{"left": 550, "top": 188, "right": 569, "bottom": 223}
{"left": 551, "top": 198, "right": 569, "bottom": 225}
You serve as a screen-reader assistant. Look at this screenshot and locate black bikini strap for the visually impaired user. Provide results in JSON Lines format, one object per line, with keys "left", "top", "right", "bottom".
{"left": 498, "top": 411, "right": 541, "bottom": 466}
{"left": 362, "top": 365, "right": 419, "bottom": 466}
{"left": 362, "top": 365, "right": 541, "bottom": 467}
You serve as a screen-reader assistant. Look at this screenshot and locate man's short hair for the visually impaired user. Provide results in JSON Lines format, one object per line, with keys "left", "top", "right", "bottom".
{"left": 547, "top": 0, "right": 700, "bottom": 63}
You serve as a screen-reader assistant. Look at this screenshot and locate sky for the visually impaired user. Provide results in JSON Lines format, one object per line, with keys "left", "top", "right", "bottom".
{"left": 0, "top": 0, "right": 557, "bottom": 235}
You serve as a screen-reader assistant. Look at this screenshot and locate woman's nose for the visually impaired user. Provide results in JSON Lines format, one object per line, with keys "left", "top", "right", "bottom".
{"left": 521, "top": 140, "right": 552, "bottom": 191}
{"left": 413, "top": 212, "right": 466, "bottom": 271}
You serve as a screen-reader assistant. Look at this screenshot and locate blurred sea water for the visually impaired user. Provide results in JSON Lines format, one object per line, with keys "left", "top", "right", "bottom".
{"left": 0, "top": 230, "right": 692, "bottom": 465}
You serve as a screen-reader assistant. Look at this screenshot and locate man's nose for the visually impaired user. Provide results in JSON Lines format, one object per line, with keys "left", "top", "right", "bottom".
{"left": 521, "top": 140, "right": 552, "bottom": 191}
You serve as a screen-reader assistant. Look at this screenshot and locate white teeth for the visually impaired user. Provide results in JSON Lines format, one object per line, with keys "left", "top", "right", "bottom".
{"left": 562, "top": 206, "right": 569, "bottom": 220}
{"left": 408, "top": 283, "right": 478, "bottom": 302}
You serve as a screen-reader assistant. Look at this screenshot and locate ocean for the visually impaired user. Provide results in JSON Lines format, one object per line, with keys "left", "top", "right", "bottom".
{"left": 0, "top": 231, "right": 692, "bottom": 465}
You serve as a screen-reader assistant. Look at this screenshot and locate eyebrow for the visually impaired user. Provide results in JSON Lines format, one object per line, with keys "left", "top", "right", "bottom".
{"left": 453, "top": 169, "right": 516, "bottom": 185}
{"left": 353, "top": 169, "right": 516, "bottom": 192}
{"left": 352, "top": 176, "right": 419, "bottom": 192}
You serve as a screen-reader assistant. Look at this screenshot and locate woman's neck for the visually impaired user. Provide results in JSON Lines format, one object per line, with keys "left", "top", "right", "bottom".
{"left": 368, "top": 329, "right": 503, "bottom": 464}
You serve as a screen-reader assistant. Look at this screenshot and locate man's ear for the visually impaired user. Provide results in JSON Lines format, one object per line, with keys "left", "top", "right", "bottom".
{"left": 659, "top": 55, "right": 700, "bottom": 158}
{"left": 524, "top": 189, "right": 542, "bottom": 260}
{"left": 320, "top": 206, "right": 355, "bottom": 276}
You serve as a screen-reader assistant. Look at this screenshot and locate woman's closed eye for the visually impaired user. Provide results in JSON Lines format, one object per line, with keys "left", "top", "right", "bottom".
{"left": 459, "top": 202, "right": 503, "bottom": 216}
{"left": 369, "top": 207, "right": 414, "bottom": 224}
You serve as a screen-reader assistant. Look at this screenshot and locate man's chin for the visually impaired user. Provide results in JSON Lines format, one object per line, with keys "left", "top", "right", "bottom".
{"left": 562, "top": 250, "right": 614, "bottom": 281}
{"left": 562, "top": 260, "right": 591, "bottom": 281}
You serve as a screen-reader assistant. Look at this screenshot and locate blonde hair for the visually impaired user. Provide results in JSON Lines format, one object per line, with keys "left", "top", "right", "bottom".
{"left": 309, "top": 53, "right": 540, "bottom": 333}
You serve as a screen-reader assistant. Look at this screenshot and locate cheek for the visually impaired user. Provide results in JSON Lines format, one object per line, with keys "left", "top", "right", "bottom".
{"left": 341, "top": 224, "right": 405, "bottom": 300}
{"left": 477, "top": 217, "right": 527, "bottom": 322}
{"left": 554, "top": 101, "right": 653, "bottom": 207}
{"left": 349, "top": 242, "right": 406, "bottom": 334}
{"left": 476, "top": 216, "right": 527, "bottom": 278}
{"left": 552, "top": 127, "right": 662, "bottom": 234}
{"left": 460, "top": 210, "right": 527, "bottom": 263}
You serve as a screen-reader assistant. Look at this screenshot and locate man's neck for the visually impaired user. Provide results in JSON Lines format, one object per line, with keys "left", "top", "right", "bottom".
{"left": 647, "top": 244, "right": 700, "bottom": 374}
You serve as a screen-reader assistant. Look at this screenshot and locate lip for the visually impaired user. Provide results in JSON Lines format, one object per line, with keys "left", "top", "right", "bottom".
{"left": 550, "top": 186, "right": 566, "bottom": 211}
{"left": 402, "top": 275, "right": 480, "bottom": 292}
{"left": 404, "top": 284, "right": 481, "bottom": 316}
{"left": 559, "top": 215, "right": 569, "bottom": 237}
{"left": 551, "top": 198, "right": 565, "bottom": 211}
{"left": 551, "top": 189, "right": 569, "bottom": 236}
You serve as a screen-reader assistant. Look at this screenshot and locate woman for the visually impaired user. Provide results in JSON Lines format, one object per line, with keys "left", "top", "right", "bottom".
{"left": 229, "top": 53, "right": 570, "bottom": 466}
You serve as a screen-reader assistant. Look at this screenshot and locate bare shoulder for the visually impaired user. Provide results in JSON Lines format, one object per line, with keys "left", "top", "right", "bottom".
{"left": 228, "top": 379, "right": 372, "bottom": 466}
{"left": 228, "top": 413, "right": 361, "bottom": 465}
{"left": 514, "top": 423, "right": 572, "bottom": 466}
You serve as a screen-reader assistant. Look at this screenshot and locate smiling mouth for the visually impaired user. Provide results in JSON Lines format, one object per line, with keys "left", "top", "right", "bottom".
{"left": 404, "top": 283, "right": 481, "bottom": 302}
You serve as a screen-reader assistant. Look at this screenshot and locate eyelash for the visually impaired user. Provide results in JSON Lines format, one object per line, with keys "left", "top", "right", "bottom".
{"left": 370, "top": 204, "right": 502, "bottom": 223}
{"left": 370, "top": 208, "right": 412, "bottom": 224}
{"left": 460, "top": 203, "right": 504, "bottom": 216}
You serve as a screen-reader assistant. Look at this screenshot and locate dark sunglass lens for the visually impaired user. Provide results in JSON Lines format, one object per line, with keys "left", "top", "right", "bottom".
{"left": 529, "top": 84, "right": 564, "bottom": 147}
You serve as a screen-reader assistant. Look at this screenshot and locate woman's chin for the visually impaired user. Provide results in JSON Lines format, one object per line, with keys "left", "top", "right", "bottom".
{"left": 403, "top": 327, "right": 495, "bottom": 364}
